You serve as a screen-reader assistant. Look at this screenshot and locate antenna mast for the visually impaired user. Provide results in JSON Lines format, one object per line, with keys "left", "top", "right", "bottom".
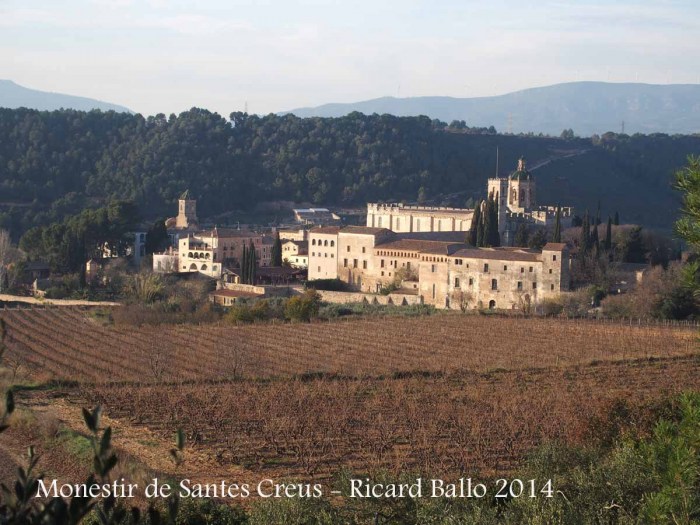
{"left": 496, "top": 146, "right": 499, "bottom": 177}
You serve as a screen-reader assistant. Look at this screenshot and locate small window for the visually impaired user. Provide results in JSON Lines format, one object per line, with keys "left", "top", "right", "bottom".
{"left": 347, "top": 246, "right": 350, "bottom": 252}
{"left": 532, "top": 282, "right": 537, "bottom": 289}
{"left": 529, "top": 266, "right": 533, "bottom": 272}
{"left": 363, "top": 260, "right": 367, "bottom": 270}
{"left": 484, "top": 263, "right": 489, "bottom": 272}
{"left": 324, "top": 240, "right": 328, "bottom": 247}
{"left": 455, "top": 277, "right": 460, "bottom": 288}
{"left": 553, "top": 255, "right": 557, "bottom": 261}
{"left": 317, "top": 266, "right": 321, "bottom": 272}
{"left": 312, "top": 239, "right": 316, "bottom": 246}
{"left": 381, "top": 259, "right": 385, "bottom": 268}
{"left": 431, "top": 264, "right": 436, "bottom": 273}
{"left": 330, "top": 240, "right": 335, "bottom": 247}
{"left": 469, "top": 278, "right": 473, "bottom": 286}
{"left": 549, "top": 269, "right": 553, "bottom": 274}
{"left": 491, "top": 279, "right": 498, "bottom": 290}
{"left": 503, "top": 265, "right": 508, "bottom": 271}
{"left": 331, "top": 254, "right": 334, "bottom": 258}
{"left": 517, "top": 281, "right": 522, "bottom": 290}
{"left": 362, "top": 247, "right": 366, "bottom": 254}
{"left": 551, "top": 284, "right": 554, "bottom": 290}
{"left": 381, "top": 271, "right": 384, "bottom": 276}
{"left": 343, "top": 258, "right": 348, "bottom": 268}
{"left": 353, "top": 259, "right": 358, "bottom": 268}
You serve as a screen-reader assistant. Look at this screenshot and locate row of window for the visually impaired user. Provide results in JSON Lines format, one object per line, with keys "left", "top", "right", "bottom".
{"left": 343, "top": 259, "right": 368, "bottom": 270}
{"left": 311, "top": 239, "right": 335, "bottom": 247}
{"left": 311, "top": 252, "right": 335, "bottom": 258}
{"left": 451, "top": 277, "right": 554, "bottom": 292}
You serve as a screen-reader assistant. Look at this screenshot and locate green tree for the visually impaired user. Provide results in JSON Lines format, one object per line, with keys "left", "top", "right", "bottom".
{"left": 604, "top": 216, "right": 613, "bottom": 251}
{"left": 553, "top": 206, "right": 561, "bottom": 243}
{"left": 145, "top": 218, "right": 169, "bottom": 255}
{"left": 514, "top": 223, "right": 529, "bottom": 247}
{"left": 271, "top": 231, "right": 283, "bottom": 267}
{"left": 469, "top": 203, "right": 481, "bottom": 246}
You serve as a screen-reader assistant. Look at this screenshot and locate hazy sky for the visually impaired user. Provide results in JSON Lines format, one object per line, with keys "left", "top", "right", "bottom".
{"left": 2, "top": 0, "right": 699, "bottom": 116}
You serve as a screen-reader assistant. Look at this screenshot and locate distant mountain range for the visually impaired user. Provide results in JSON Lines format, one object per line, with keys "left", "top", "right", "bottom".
{"left": 0, "top": 80, "right": 131, "bottom": 113}
{"left": 285, "top": 82, "right": 700, "bottom": 136}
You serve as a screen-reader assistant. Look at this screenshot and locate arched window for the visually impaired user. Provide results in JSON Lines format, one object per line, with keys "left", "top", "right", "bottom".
{"left": 324, "top": 240, "right": 328, "bottom": 246}
{"left": 488, "top": 300, "right": 496, "bottom": 310}
{"left": 201, "top": 264, "right": 207, "bottom": 271}
{"left": 330, "top": 240, "right": 335, "bottom": 247}
{"left": 188, "top": 252, "right": 193, "bottom": 258}
{"left": 312, "top": 239, "right": 316, "bottom": 246}
{"left": 189, "top": 263, "right": 197, "bottom": 270}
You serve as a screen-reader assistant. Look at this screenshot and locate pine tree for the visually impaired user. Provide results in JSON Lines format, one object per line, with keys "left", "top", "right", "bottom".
{"left": 553, "top": 206, "right": 561, "bottom": 243}
{"left": 605, "top": 216, "right": 612, "bottom": 251}
{"left": 271, "top": 231, "right": 283, "bottom": 266}
{"left": 614, "top": 211, "right": 620, "bottom": 225}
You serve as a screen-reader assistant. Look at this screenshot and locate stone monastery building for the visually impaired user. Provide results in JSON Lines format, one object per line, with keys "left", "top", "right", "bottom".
{"left": 311, "top": 159, "right": 573, "bottom": 310}
{"left": 366, "top": 158, "right": 573, "bottom": 245}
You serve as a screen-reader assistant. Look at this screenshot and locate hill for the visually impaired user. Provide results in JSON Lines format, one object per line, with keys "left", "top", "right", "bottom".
{"left": 285, "top": 82, "right": 700, "bottom": 136}
{"left": 0, "top": 108, "right": 698, "bottom": 238}
{"left": 0, "top": 79, "right": 131, "bottom": 113}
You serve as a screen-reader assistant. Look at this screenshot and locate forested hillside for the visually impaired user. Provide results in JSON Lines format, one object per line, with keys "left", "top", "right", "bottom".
{"left": 0, "top": 107, "right": 698, "bottom": 238}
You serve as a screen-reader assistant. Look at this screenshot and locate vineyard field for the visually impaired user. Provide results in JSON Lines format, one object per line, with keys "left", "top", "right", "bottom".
{"left": 0, "top": 307, "right": 696, "bottom": 383}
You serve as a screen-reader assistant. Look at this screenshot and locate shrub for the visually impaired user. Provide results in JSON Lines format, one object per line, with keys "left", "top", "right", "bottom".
{"left": 284, "top": 290, "right": 321, "bottom": 322}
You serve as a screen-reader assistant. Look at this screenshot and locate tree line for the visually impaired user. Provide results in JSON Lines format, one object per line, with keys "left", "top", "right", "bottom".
{"left": 0, "top": 107, "right": 698, "bottom": 239}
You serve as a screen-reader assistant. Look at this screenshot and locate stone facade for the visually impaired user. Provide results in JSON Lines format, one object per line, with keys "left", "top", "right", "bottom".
{"left": 308, "top": 226, "right": 341, "bottom": 280}
{"left": 367, "top": 158, "right": 574, "bottom": 246}
{"left": 419, "top": 243, "right": 569, "bottom": 310}
{"left": 366, "top": 203, "right": 473, "bottom": 233}
{"left": 307, "top": 224, "right": 570, "bottom": 309}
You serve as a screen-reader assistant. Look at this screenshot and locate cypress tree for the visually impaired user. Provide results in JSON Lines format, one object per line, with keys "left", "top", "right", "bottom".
{"left": 469, "top": 203, "right": 481, "bottom": 246}
{"left": 482, "top": 199, "right": 493, "bottom": 247}
{"left": 613, "top": 211, "right": 620, "bottom": 226}
{"left": 241, "top": 243, "right": 248, "bottom": 283}
{"left": 514, "top": 223, "right": 529, "bottom": 247}
{"left": 489, "top": 197, "right": 501, "bottom": 247}
{"left": 271, "top": 231, "right": 283, "bottom": 266}
{"left": 248, "top": 240, "right": 257, "bottom": 284}
{"left": 476, "top": 201, "right": 485, "bottom": 247}
{"left": 580, "top": 210, "right": 591, "bottom": 255}
{"left": 605, "top": 216, "right": 613, "bottom": 251}
{"left": 591, "top": 219, "right": 599, "bottom": 255}
{"left": 553, "top": 206, "right": 561, "bottom": 243}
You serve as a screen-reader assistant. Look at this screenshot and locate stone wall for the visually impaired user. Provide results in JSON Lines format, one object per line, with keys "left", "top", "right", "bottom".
{"left": 317, "top": 290, "right": 423, "bottom": 306}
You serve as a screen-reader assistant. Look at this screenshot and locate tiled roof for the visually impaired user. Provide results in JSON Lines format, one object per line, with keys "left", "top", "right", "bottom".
{"left": 543, "top": 243, "right": 568, "bottom": 250}
{"left": 376, "top": 239, "right": 467, "bottom": 254}
{"left": 196, "top": 228, "right": 260, "bottom": 238}
{"left": 210, "top": 290, "right": 262, "bottom": 298}
{"left": 340, "top": 226, "right": 392, "bottom": 236}
{"left": 445, "top": 247, "right": 542, "bottom": 262}
{"left": 310, "top": 226, "right": 342, "bottom": 234}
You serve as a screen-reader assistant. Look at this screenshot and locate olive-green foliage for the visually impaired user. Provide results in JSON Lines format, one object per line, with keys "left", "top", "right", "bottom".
{"left": 0, "top": 108, "right": 695, "bottom": 238}
{"left": 284, "top": 289, "right": 321, "bottom": 322}
{"left": 19, "top": 200, "right": 139, "bottom": 274}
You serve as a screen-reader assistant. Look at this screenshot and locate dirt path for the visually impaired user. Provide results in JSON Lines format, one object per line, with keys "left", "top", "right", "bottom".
{"left": 0, "top": 294, "right": 120, "bottom": 307}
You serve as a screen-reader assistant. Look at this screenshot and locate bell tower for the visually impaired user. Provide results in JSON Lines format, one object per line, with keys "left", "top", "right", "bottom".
{"left": 175, "top": 190, "right": 198, "bottom": 229}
